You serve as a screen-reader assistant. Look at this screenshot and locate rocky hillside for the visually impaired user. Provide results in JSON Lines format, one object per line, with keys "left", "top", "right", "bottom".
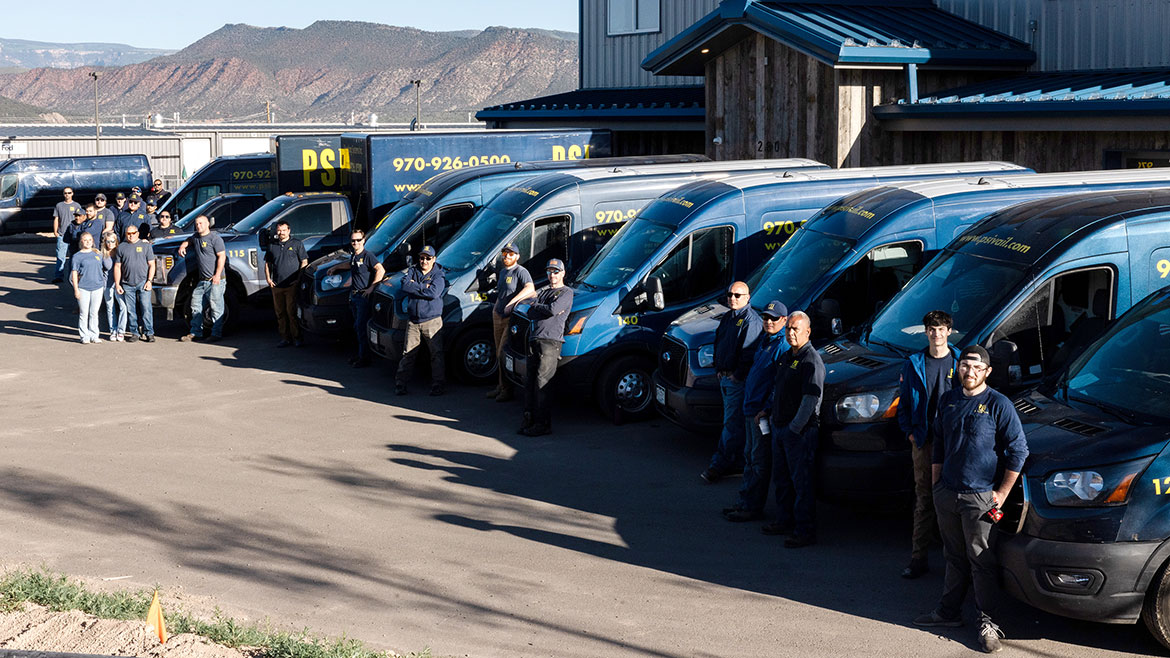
{"left": 0, "top": 22, "right": 578, "bottom": 123}
{"left": 0, "top": 38, "right": 173, "bottom": 69}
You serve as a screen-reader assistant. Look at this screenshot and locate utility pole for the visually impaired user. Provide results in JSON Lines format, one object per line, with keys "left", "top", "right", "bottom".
{"left": 410, "top": 79, "right": 421, "bottom": 130}
{"left": 265, "top": 100, "right": 272, "bottom": 124}
{"left": 89, "top": 71, "right": 100, "bottom": 155}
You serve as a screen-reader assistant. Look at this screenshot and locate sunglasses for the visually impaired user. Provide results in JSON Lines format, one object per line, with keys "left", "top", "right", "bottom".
{"left": 159, "top": 214, "right": 171, "bottom": 218}
{"left": 126, "top": 231, "right": 138, "bottom": 235}
{"left": 418, "top": 255, "right": 435, "bottom": 261}
{"left": 727, "top": 292, "right": 747, "bottom": 298}
{"left": 350, "top": 239, "right": 363, "bottom": 243}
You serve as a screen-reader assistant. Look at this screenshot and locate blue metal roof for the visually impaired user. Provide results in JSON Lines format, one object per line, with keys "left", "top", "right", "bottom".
{"left": 643, "top": 0, "right": 1034, "bottom": 76}
{"left": 874, "top": 68, "right": 1170, "bottom": 120}
{"left": 476, "top": 86, "right": 704, "bottom": 123}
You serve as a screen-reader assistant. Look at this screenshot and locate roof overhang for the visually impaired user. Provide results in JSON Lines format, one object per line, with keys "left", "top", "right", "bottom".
{"left": 477, "top": 86, "right": 705, "bottom": 131}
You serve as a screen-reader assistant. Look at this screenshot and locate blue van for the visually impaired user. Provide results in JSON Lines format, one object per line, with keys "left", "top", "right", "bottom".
{"left": 366, "top": 159, "right": 828, "bottom": 382}
{"left": 294, "top": 155, "right": 711, "bottom": 338}
{"left": 817, "top": 188, "right": 1170, "bottom": 500}
{"left": 501, "top": 162, "right": 1031, "bottom": 420}
{"left": 0, "top": 154, "right": 151, "bottom": 234}
{"left": 996, "top": 285, "right": 1170, "bottom": 648}
{"left": 656, "top": 167, "right": 1170, "bottom": 433}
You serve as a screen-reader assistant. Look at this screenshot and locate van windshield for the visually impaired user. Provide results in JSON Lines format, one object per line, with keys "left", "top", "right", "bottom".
{"left": 866, "top": 252, "right": 1027, "bottom": 354}
{"left": 439, "top": 207, "right": 522, "bottom": 272}
{"left": 576, "top": 219, "right": 675, "bottom": 290}
{"left": 1062, "top": 294, "right": 1170, "bottom": 421}
{"left": 365, "top": 201, "right": 424, "bottom": 255}
{"left": 744, "top": 229, "right": 853, "bottom": 310}
{"left": 230, "top": 196, "right": 298, "bottom": 234}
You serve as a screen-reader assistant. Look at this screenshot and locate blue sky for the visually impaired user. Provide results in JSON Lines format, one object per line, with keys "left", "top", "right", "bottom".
{"left": 7, "top": 1, "right": 579, "bottom": 50}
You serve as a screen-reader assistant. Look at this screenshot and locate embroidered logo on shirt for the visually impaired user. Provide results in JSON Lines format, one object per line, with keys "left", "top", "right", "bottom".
{"left": 789, "top": 360, "right": 799, "bottom": 370}
{"left": 976, "top": 403, "right": 989, "bottom": 414}
{"left": 201, "top": 241, "right": 207, "bottom": 248}
{"left": 506, "top": 276, "right": 513, "bottom": 284}
{"left": 136, "top": 246, "right": 142, "bottom": 252}
{"left": 736, "top": 319, "right": 744, "bottom": 327}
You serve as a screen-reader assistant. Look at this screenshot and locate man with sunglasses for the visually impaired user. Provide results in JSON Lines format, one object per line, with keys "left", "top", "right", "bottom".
{"left": 517, "top": 258, "right": 574, "bottom": 437}
{"left": 914, "top": 345, "right": 1027, "bottom": 653}
{"left": 150, "top": 210, "right": 179, "bottom": 240}
{"left": 395, "top": 245, "right": 447, "bottom": 396}
{"left": 263, "top": 219, "right": 309, "bottom": 348}
{"left": 701, "top": 281, "right": 762, "bottom": 484}
{"left": 113, "top": 224, "right": 156, "bottom": 342}
{"left": 347, "top": 230, "right": 385, "bottom": 367}
{"left": 51, "top": 188, "right": 82, "bottom": 283}
{"left": 94, "top": 193, "right": 117, "bottom": 234}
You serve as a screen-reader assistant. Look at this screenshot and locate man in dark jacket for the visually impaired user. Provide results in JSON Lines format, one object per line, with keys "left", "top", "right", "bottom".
{"left": 765, "top": 311, "right": 824, "bottom": 548}
{"left": 724, "top": 300, "right": 788, "bottom": 522}
{"left": 396, "top": 245, "right": 447, "bottom": 396}
{"left": 701, "top": 281, "right": 762, "bottom": 483}
{"left": 518, "top": 258, "right": 574, "bottom": 437}
{"left": 896, "top": 310, "right": 961, "bottom": 579}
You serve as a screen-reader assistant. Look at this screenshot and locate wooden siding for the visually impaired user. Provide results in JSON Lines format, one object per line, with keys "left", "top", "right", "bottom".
{"left": 897, "top": 131, "right": 1170, "bottom": 173}
{"left": 581, "top": 0, "right": 717, "bottom": 89}
{"left": 937, "top": 0, "right": 1170, "bottom": 72}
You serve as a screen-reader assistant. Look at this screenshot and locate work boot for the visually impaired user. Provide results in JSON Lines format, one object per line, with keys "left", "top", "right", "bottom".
{"left": 495, "top": 389, "right": 514, "bottom": 402}
{"left": 901, "top": 558, "right": 929, "bottom": 579}
{"left": 429, "top": 383, "right": 445, "bottom": 397}
{"left": 521, "top": 423, "right": 551, "bottom": 437}
{"left": 485, "top": 387, "right": 501, "bottom": 399}
{"left": 516, "top": 411, "right": 534, "bottom": 434}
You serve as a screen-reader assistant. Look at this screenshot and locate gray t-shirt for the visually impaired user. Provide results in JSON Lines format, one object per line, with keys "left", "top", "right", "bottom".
{"left": 185, "top": 231, "right": 226, "bottom": 280}
{"left": 54, "top": 201, "right": 82, "bottom": 236}
{"left": 96, "top": 207, "right": 117, "bottom": 230}
{"left": 494, "top": 263, "right": 533, "bottom": 316}
{"left": 116, "top": 240, "right": 155, "bottom": 286}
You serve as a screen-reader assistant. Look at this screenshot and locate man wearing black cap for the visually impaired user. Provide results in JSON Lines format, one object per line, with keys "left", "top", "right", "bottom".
{"left": 488, "top": 242, "right": 535, "bottom": 402}
{"left": 65, "top": 204, "right": 104, "bottom": 256}
{"left": 264, "top": 219, "right": 309, "bottom": 348}
{"left": 724, "top": 300, "right": 788, "bottom": 522}
{"left": 914, "top": 345, "right": 1028, "bottom": 653}
{"left": 396, "top": 245, "right": 447, "bottom": 396}
{"left": 765, "top": 310, "right": 824, "bottom": 547}
{"left": 141, "top": 197, "right": 159, "bottom": 234}
{"left": 94, "top": 194, "right": 116, "bottom": 234}
{"left": 518, "top": 258, "right": 574, "bottom": 437}
{"left": 113, "top": 191, "right": 127, "bottom": 214}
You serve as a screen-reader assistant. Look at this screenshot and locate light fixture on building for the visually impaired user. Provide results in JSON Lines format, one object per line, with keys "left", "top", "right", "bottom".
{"left": 712, "top": 135, "right": 723, "bottom": 145}
{"left": 700, "top": 48, "right": 710, "bottom": 54}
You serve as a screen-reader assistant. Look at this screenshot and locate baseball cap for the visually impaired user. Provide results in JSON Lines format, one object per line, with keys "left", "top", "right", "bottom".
{"left": 145, "top": 196, "right": 158, "bottom": 206}
{"left": 546, "top": 258, "right": 565, "bottom": 272}
{"left": 72, "top": 207, "right": 84, "bottom": 215}
{"left": 128, "top": 195, "right": 141, "bottom": 203}
{"left": 115, "top": 192, "right": 125, "bottom": 200}
{"left": 501, "top": 242, "right": 519, "bottom": 254}
{"left": 94, "top": 193, "right": 106, "bottom": 201}
{"left": 760, "top": 300, "right": 788, "bottom": 319}
{"left": 418, "top": 245, "right": 436, "bottom": 258}
{"left": 960, "top": 345, "right": 991, "bottom": 366}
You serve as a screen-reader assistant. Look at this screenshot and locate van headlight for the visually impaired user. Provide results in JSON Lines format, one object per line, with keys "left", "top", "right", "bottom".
{"left": 835, "top": 388, "right": 899, "bottom": 423}
{"left": 697, "top": 344, "right": 715, "bottom": 368}
{"left": 1044, "top": 457, "right": 1153, "bottom": 507}
{"left": 566, "top": 306, "right": 597, "bottom": 336}
{"left": 321, "top": 273, "right": 350, "bottom": 291}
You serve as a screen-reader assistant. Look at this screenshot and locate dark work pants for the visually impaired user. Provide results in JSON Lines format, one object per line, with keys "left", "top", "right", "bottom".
{"left": 397, "top": 317, "right": 444, "bottom": 386}
{"left": 525, "top": 338, "right": 561, "bottom": 426}
{"left": 934, "top": 486, "right": 1001, "bottom": 622}
{"left": 350, "top": 294, "right": 371, "bottom": 359}
{"left": 271, "top": 285, "right": 299, "bottom": 342}
{"left": 911, "top": 438, "right": 939, "bottom": 561}
{"left": 771, "top": 424, "right": 818, "bottom": 538}
{"left": 736, "top": 418, "right": 772, "bottom": 513}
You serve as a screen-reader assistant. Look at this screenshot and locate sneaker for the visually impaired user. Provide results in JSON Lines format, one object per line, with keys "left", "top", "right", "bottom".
{"left": 913, "top": 610, "right": 963, "bottom": 628}
{"left": 516, "top": 412, "right": 534, "bottom": 434}
{"left": 144, "top": 335, "right": 155, "bottom": 343}
{"left": 521, "top": 423, "right": 551, "bottom": 437}
{"left": 276, "top": 340, "right": 291, "bottom": 348}
{"left": 901, "top": 559, "right": 929, "bottom": 579}
{"left": 784, "top": 534, "right": 817, "bottom": 548}
{"left": 111, "top": 333, "right": 122, "bottom": 342}
{"left": 124, "top": 334, "right": 138, "bottom": 343}
{"left": 699, "top": 468, "right": 723, "bottom": 484}
{"left": 395, "top": 384, "right": 408, "bottom": 396}
{"left": 205, "top": 335, "right": 222, "bottom": 343}
{"left": 179, "top": 334, "right": 197, "bottom": 342}
{"left": 761, "top": 522, "right": 793, "bottom": 536}
{"left": 80, "top": 338, "right": 89, "bottom": 344}
{"left": 429, "top": 384, "right": 445, "bottom": 397}
{"left": 723, "top": 509, "right": 762, "bottom": 522}
{"left": 978, "top": 619, "right": 1004, "bottom": 653}
{"left": 91, "top": 338, "right": 102, "bottom": 344}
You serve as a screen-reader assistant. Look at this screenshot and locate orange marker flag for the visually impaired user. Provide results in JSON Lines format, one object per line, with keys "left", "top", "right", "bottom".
{"left": 146, "top": 590, "right": 168, "bottom": 644}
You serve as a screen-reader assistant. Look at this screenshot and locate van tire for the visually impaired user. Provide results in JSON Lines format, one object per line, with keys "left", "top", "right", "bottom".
{"left": 596, "top": 355, "right": 655, "bottom": 424}
{"left": 1142, "top": 557, "right": 1170, "bottom": 650}
{"left": 453, "top": 326, "right": 497, "bottom": 384}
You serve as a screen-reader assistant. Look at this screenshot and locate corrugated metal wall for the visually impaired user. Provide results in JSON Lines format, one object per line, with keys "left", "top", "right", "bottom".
{"left": 938, "top": 0, "right": 1170, "bottom": 71}
{"left": 581, "top": 0, "right": 718, "bottom": 89}
{"left": 0, "top": 138, "right": 183, "bottom": 187}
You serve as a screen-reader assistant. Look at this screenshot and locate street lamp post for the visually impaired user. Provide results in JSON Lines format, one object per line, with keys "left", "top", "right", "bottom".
{"left": 410, "top": 79, "right": 421, "bottom": 130}
{"left": 88, "top": 71, "right": 100, "bottom": 155}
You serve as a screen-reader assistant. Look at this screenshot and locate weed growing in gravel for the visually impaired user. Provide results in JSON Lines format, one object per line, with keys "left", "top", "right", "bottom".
{"left": 0, "top": 569, "right": 433, "bottom": 658}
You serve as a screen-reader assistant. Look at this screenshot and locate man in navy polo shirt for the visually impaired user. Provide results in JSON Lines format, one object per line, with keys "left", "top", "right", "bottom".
{"left": 264, "top": 219, "right": 309, "bottom": 348}
{"left": 914, "top": 345, "right": 1028, "bottom": 653}
{"left": 347, "top": 229, "right": 385, "bottom": 367}
{"left": 488, "top": 242, "right": 535, "bottom": 402}
{"left": 114, "top": 225, "right": 156, "bottom": 342}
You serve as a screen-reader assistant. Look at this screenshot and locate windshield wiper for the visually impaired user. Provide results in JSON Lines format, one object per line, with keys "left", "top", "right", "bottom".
{"left": 1066, "top": 392, "right": 1137, "bottom": 424}
{"left": 865, "top": 334, "right": 908, "bottom": 358}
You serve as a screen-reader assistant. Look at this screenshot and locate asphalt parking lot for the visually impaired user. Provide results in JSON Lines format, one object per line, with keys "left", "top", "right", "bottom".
{"left": 0, "top": 241, "right": 1164, "bottom": 658}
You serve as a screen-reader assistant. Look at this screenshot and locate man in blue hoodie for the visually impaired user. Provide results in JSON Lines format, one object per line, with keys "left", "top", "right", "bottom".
{"left": 723, "top": 300, "right": 788, "bottom": 522}
{"left": 701, "top": 281, "right": 763, "bottom": 483}
{"left": 396, "top": 246, "right": 447, "bottom": 397}
{"left": 897, "top": 310, "right": 960, "bottom": 579}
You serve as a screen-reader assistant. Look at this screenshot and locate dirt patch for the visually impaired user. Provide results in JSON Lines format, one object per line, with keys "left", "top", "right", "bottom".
{"left": 0, "top": 602, "right": 252, "bottom": 658}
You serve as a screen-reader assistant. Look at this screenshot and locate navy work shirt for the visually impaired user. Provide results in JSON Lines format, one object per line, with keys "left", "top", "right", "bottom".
{"left": 350, "top": 250, "right": 381, "bottom": 291}
{"left": 932, "top": 386, "right": 1028, "bottom": 494}
{"left": 186, "top": 232, "right": 226, "bottom": 280}
{"left": 742, "top": 331, "right": 788, "bottom": 417}
{"left": 528, "top": 285, "right": 574, "bottom": 342}
{"left": 115, "top": 240, "right": 155, "bottom": 287}
{"left": 151, "top": 225, "right": 180, "bottom": 241}
{"left": 264, "top": 237, "right": 308, "bottom": 288}
{"left": 714, "top": 305, "right": 763, "bottom": 381}
{"left": 494, "top": 263, "right": 533, "bottom": 316}
{"left": 66, "top": 218, "right": 104, "bottom": 253}
{"left": 770, "top": 341, "right": 825, "bottom": 433}
{"left": 399, "top": 265, "right": 447, "bottom": 323}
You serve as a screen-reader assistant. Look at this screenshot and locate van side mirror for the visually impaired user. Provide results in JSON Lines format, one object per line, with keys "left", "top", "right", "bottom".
{"left": 989, "top": 340, "right": 1019, "bottom": 389}
{"left": 644, "top": 277, "right": 665, "bottom": 312}
{"left": 257, "top": 227, "right": 270, "bottom": 249}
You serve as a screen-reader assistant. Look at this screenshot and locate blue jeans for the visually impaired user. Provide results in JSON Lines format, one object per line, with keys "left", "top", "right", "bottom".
{"left": 772, "top": 423, "right": 819, "bottom": 538}
{"left": 350, "top": 293, "right": 371, "bottom": 359}
{"left": 54, "top": 235, "right": 69, "bottom": 280}
{"left": 103, "top": 284, "right": 127, "bottom": 337}
{"left": 190, "top": 279, "right": 226, "bottom": 337}
{"left": 708, "top": 377, "right": 748, "bottom": 473}
{"left": 122, "top": 282, "right": 154, "bottom": 336}
{"left": 77, "top": 288, "right": 102, "bottom": 341}
{"left": 736, "top": 417, "right": 772, "bottom": 513}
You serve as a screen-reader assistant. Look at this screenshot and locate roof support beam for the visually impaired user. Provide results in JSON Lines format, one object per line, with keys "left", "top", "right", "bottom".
{"left": 907, "top": 63, "right": 919, "bottom": 104}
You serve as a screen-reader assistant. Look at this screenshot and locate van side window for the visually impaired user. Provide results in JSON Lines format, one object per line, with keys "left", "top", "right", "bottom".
{"left": 991, "top": 267, "right": 1114, "bottom": 380}
{"left": 814, "top": 241, "right": 923, "bottom": 337}
{"left": 522, "top": 215, "right": 570, "bottom": 276}
{"left": 279, "top": 202, "right": 335, "bottom": 239}
{"left": 0, "top": 174, "right": 17, "bottom": 200}
{"left": 649, "top": 226, "right": 734, "bottom": 307}
{"left": 406, "top": 203, "right": 477, "bottom": 256}
{"left": 193, "top": 184, "right": 222, "bottom": 208}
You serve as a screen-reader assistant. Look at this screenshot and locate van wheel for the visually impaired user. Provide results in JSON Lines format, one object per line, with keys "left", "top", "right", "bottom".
{"left": 1143, "top": 558, "right": 1170, "bottom": 650}
{"left": 596, "top": 355, "right": 655, "bottom": 424}
{"left": 453, "top": 327, "right": 496, "bottom": 384}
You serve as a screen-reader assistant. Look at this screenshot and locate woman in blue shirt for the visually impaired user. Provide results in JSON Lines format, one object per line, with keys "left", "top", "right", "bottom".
{"left": 99, "top": 231, "right": 127, "bottom": 341}
{"left": 70, "top": 232, "right": 107, "bottom": 343}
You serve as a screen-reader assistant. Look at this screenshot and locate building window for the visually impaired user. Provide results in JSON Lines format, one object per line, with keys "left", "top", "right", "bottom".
{"left": 608, "top": 0, "right": 660, "bottom": 35}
